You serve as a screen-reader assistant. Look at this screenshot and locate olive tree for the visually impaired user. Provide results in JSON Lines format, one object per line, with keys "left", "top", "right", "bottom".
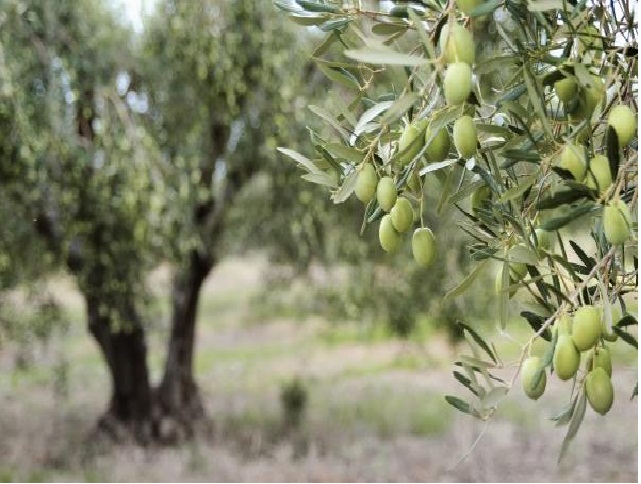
{"left": 275, "top": 0, "right": 637, "bottom": 457}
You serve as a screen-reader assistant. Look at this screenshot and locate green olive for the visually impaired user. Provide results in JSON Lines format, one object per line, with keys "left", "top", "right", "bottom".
{"left": 444, "top": 62, "right": 473, "bottom": 105}
{"left": 379, "top": 214, "right": 401, "bottom": 253}
{"left": 521, "top": 356, "right": 546, "bottom": 400}
{"left": 377, "top": 177, "right": 398, "bottom": 212}
{"left": 440, "top": 24, "right": 475, "bottom": 65}
{"left": 397, "top": 122, "right": 426, "bottom": 166}
{"left": 354, "top": 164, "right": 377, "bottom": 203}
{"left": 390, "top": 197, "right": 414, "bottom": 233}
{"left": 554, "top": 77, "right": 578, "bottom": 103}
{"left": 585, "top": 367, "right": 614, "bottom": 415}
{"left": 453, "top": 115, "right": 477, "bottom": 159}
{"left": 572, "top": 305, "right": 602, "bottom": 351}
{"left": 608, "top": 105, "right": 636, "bottom": 146}
{"left": 553, "top": 334, "right": 580, "bottom": 381}
{"left": 425, "top": 127, "right": 451, "bottom": 163}
{"left": 558, "top": 144, "right": 587, "bottom": 181}
{"left": 603, "top": 200, "right": 632, "bottom": 245}
{"left": 585, "top": 155, "right": 612, "bottom": 194}
{"left": 412, "top": 227, "right": 437, "bottom": 267}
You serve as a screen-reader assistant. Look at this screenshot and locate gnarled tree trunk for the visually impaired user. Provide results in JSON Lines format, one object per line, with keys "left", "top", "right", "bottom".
{"left": 86, "top": 293, "right": 153, "bottom": 443}
{"left": 154, "top": 250, "right": 214, "bottom": 442}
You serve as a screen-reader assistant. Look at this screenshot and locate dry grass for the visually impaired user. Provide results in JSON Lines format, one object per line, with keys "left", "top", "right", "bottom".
{"left": 0, "top": 256, "right": 637, "bottom": 482}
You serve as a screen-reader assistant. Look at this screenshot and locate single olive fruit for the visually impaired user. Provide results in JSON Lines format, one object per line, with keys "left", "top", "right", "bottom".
{"left": 586, "top": 346, "right": 612, "bottom": 377}
{"left": 397, "top": 122, "right": 426, "bottom": 166}
{"left": 572, "top": 305, "right": 602, "bottom": 351}
{"left": 585, "top": 154, "right": 612, "bottom": 194}
{"left": 425, "top": 127, "right": 451, "bottom": 163}
{"left": 553, "top": 335, "right": 580, "bottom": 381}
{"left": 558, "top": 144, "right": 587, "bottom": 181}
{"left": 355, "top": 164, "right": 377, "bottom": 203}
{"left": 444, "top": 62, "right": 473, "bottom": 105}
{"left": 440, "top": 24, "right": 475, "bottom": 65}
{"left": 585, "top": 367, "right": 614, "bottom": 415}
{"left": 555, "top": 77, "right": 578, "bottom": 103}
{"left": 455, "top": 0, "right": 482, "bottom": 15}
{"left": 412, "top": 227, "right": 437, "bottom": 267}
{"left": 608, "top": 105, "right": 636, "bottom": 147}
{"left": 377, "top": 177, "right": 398, "bottom": 212}
{"left": 521, "top": 356, "right": 546, "bottom": 400}
{"left": 390, "top": 197, "right": 414, "bottom": 233}
{"left": 379, "top": 215, "right": 401, "bottom": 253}
{"left": 470, "top": 185, "right": 491, "bottom": 213}
{"left": 603, "top": 200, "right": 632, "bottom": 245}
{"left": 570, "top": 78, "right": 604, "bottom": 121}
{"left": 453, "top": 115, "right": 477, "bottom": 159}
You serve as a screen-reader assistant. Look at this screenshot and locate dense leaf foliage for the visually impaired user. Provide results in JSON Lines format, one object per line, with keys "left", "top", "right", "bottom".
{"left": 276, "top": 0, "right": 637, "bottom": 455}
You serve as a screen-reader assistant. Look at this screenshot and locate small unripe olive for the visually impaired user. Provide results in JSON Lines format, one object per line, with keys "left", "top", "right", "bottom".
{"left": 586, "top": 346, "right": 612, "bottom": 377}
{"left": 355, "top": 164, "right": 378, "bottom": 203}
{"left": 397, "top": 122, "right": 426, "bottom": 166}
{"left": 585, "top": 367, "right": 614, "bottom": 415}
{"left": 455, "top": 0, "right": 482, "bottom": 15}
{"left": 570, "top": 78, "right": 604, "bottom": 121}
{"left": 521, "top": 356, "right": 546, "bottom": 400}
{"left": 558, "top": 144, "right": 587, "bottom": 181}
{"left": 603, "top": 200, "right": 632, "bottom": 245}
{"left": 470, "top": 185, "right": 490, "bottom": 213}
{"left": 608, "top": 105, "right": 636, "bottom": 146}
{"left": 554, "top": 77, "right": 578, "bottom": 103}
{"left": 412, "top": 227, "right": 436, "bottom": 267}
{"left": 425, "top": 127, "right": 450, "bottom": 163}
{"left": 585, "top": 155, "right": 612, "bottom": 194}
{"left": 453, "top": 115, "right": 477, "bottom": 159}
{"left": 377, "top": 177, "right": 397, "bottom": 212}
{"left": 572, "top": 305, "right": 602, "bottom": 351}
{"left": 444, "top": 62, "right": 473, "bottom": 105}
{"left": 390, "top": 197, "right": 414, "bottom": 233}
{"left": 440, "top": 24, "right": 475, "bottom": 65}
{"left": 379, "top": 214, "right": 401, "bottom": 253}
{"left": 553, "top": 334, "right": 580, "bottom": 381}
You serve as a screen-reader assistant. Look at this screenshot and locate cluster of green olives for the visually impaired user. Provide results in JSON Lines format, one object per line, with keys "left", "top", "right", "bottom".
{"left": 441, "top": 22, "right": 478, "bottom": 159}
{"left": 354, "top": 163, "right": 437, "bottom": 267}
{"left": 522, "top": 305, "right": 620, "bottom": 415}
{"left": 556, "top": 104, "right": 635, "bottom": 245}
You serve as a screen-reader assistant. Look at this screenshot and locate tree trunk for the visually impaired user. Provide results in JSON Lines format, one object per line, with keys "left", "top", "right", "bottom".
{"left": 86, "top": 294, "right": 153, "bottom": 444}
{"left": 155, "top": 250, "right": 214, "bottom": 442}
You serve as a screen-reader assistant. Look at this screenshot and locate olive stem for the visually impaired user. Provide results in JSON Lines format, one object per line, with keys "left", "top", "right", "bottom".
{"left": 508, "top": 244, "right": 618, "bottom": 390}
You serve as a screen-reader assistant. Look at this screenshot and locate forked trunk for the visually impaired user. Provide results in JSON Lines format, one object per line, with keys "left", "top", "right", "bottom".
{"left": 155, "top": 250, "right": 214, "bottom": 442}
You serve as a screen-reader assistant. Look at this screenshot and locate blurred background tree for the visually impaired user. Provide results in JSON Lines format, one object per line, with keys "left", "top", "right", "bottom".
{"left": 0, "top": 0, "right": 487, "bottom": 444}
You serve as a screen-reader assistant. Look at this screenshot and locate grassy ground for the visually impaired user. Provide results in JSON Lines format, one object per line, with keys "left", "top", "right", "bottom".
{"left": 0, "top": 255, "right": 637, "bottom": 482}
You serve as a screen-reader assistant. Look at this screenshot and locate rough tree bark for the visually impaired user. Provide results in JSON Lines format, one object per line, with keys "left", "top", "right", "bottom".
{"left": 86, "top": 293, "right": 154, "bottom": 443}
{"left": 154, "top": 249, "right": 214, "bottom": 442}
